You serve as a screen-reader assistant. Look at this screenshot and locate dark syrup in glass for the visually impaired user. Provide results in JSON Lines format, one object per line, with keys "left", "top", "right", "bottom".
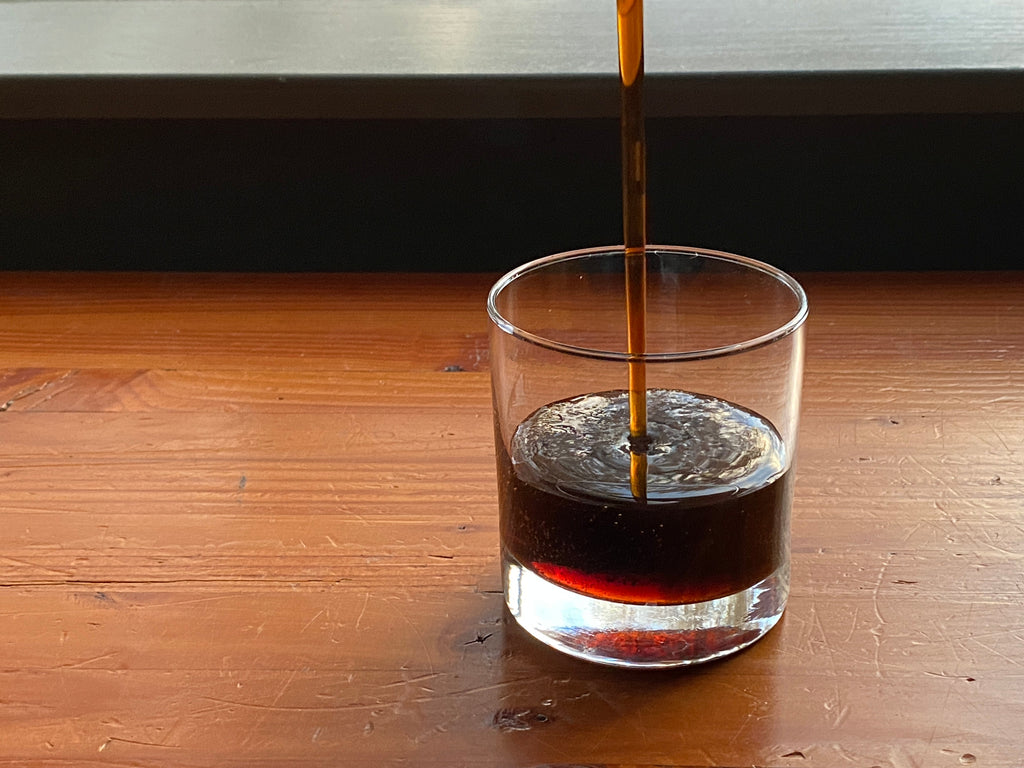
{"left": 498, "top": 389, "right": 791, "bottom": 605}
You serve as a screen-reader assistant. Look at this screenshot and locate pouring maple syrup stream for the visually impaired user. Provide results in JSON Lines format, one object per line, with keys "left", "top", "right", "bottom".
{"left": 617, "top": 0, "right": 648, "bottom": 500}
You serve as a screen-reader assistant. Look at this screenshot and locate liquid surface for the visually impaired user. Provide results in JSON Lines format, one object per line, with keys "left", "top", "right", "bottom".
{"left": 498, "top": 389, "right": 792, "bottom": 605}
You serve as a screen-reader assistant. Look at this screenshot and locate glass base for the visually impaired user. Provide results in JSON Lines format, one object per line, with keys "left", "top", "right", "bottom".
{"left": 504, "top": 553, "right": 788, "bottom": 668}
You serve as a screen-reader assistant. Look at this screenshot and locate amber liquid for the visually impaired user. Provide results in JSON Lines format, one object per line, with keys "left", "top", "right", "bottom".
{"left": 618, "top": 0, "right": 649, "bottom": 499}
{"left": 497, "top": 390, "right": 792, "bottom": 605}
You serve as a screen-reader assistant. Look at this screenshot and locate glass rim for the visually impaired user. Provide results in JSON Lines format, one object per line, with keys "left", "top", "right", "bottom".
{"left": 487, "top": 245, "right": 809, "bottom": 362}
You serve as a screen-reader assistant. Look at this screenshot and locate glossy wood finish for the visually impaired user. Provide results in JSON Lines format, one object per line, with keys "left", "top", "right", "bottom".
{"left": 3, "top": 0, "right": 1024, "bottom": 117}
{"left": 1, "top": 271, "right": 1022, "bottom": 766}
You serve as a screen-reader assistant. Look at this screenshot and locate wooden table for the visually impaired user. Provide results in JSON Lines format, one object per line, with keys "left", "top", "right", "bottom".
{"left": 1, "top": 270, "right": 1022, "bottom": 766}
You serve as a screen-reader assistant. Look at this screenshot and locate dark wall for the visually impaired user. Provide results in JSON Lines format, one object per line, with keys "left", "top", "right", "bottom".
{"left": 2, "top": 115, "right": 1021, "bottom": 273}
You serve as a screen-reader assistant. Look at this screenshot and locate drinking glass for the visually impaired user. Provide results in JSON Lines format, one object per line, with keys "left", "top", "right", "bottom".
{"left": 487, "top": 246, "right": 807, "bottom": 668}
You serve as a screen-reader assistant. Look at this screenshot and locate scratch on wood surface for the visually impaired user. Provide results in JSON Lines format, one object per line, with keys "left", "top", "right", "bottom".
{"left": 901, "top": 454, "right": 966, "bottom": 500}
{"left": 978, "top": 416, "right": 1013, "bottom": 453}
{"left": 717, "top": 680, "right": 768, "bottom": 706}
{"left": 924, "top": 670, "right": 977, "bottom": 681}
{"left": 354, "top": 591, "right": 371, "bottom": 631}
{"left": 379, "top": 596, "right": 435, "bottom": 674}
{"left": 202, "top": 676, "right": 550, "bottom": 719}
{"left": 198, "top": 696, "right": 392, "bottom": 713}
{"left": 410, "top": 678, "right": 546, "bottom": 704}
{"left": 728, "top": 711, "right": 757, "bottom": 746}
{"left": 926, "top": 667, "right": 970, "bottom": 751}
{"left": 240, "top": 668, "right": 299, "bottom": 748}
{"left": 842, "top": 605, "right": 862, "bottom": 645}
{"left": 99, "top": 736, "right": 181, "bottom": 751}
{"left": 155, "top": 713, "right": 186, "bottom": 750}
{"left": 868, "top": 552, "right": 894, "bottom": 679}
{"left": 810, "top": 605, "right": 848, "bottom": 725}
{"left": 926, "top": 604, "right": 978, "bottom": 669}
{"left": 888, "top": 744, "right": 923, "bottom": 768}
{"left": 381, "top": 672, "right": 443, "bottom": 689}
{"left": 59, "top": 651, "right": 119, "bottom": 669}
{"left": 966, "top": 636, "right": 1024, "bottom": 668}
{"left": 869, "top": 552, "right": 892, "bottom": 628}
{"left": 301, "top": 608, "right": 325, "bottom": 633}
{"left": 130, "top": 593, "right": 237, "bottom": 609}
{"left": 0, "top": 556, "right": 73, "bottom": 577}
{"left": 269, "top": 670, "right": 299, "bottom": 708}
{"left": 824, "top": 699, "right": 851, "bottom": 728}
{"left": 900, "top": 519, "right": 927, "bottom": 544}
{"left": 0, "top": 370, "right": 77, "bottom": 412}
{"left": 807, "top": 601, "right": 847, "bottom": 724}
{"left": 5, "top": 577, "right": 356, "bottom": 588}
{"left": 411, "top": 720, "right": 455, "bottom": 745}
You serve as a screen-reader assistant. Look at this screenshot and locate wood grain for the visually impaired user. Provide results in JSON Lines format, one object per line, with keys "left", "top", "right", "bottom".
{"left": 1, "top": 270, "right": 1022, "bottom": 766}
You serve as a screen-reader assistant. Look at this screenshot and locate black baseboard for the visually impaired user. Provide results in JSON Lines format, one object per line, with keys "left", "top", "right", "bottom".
{"left": 3, "top": 115, "right": 1021, "bottom": 272}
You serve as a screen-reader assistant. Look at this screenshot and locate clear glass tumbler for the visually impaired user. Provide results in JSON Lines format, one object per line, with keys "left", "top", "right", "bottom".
{"left": 488, "top": 246, "right": 807, "bottom": 668}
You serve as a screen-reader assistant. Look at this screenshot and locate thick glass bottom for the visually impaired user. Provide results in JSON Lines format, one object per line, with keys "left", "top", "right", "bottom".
{"left": 504, "top": 552, "right": 788, "bottom": 668}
